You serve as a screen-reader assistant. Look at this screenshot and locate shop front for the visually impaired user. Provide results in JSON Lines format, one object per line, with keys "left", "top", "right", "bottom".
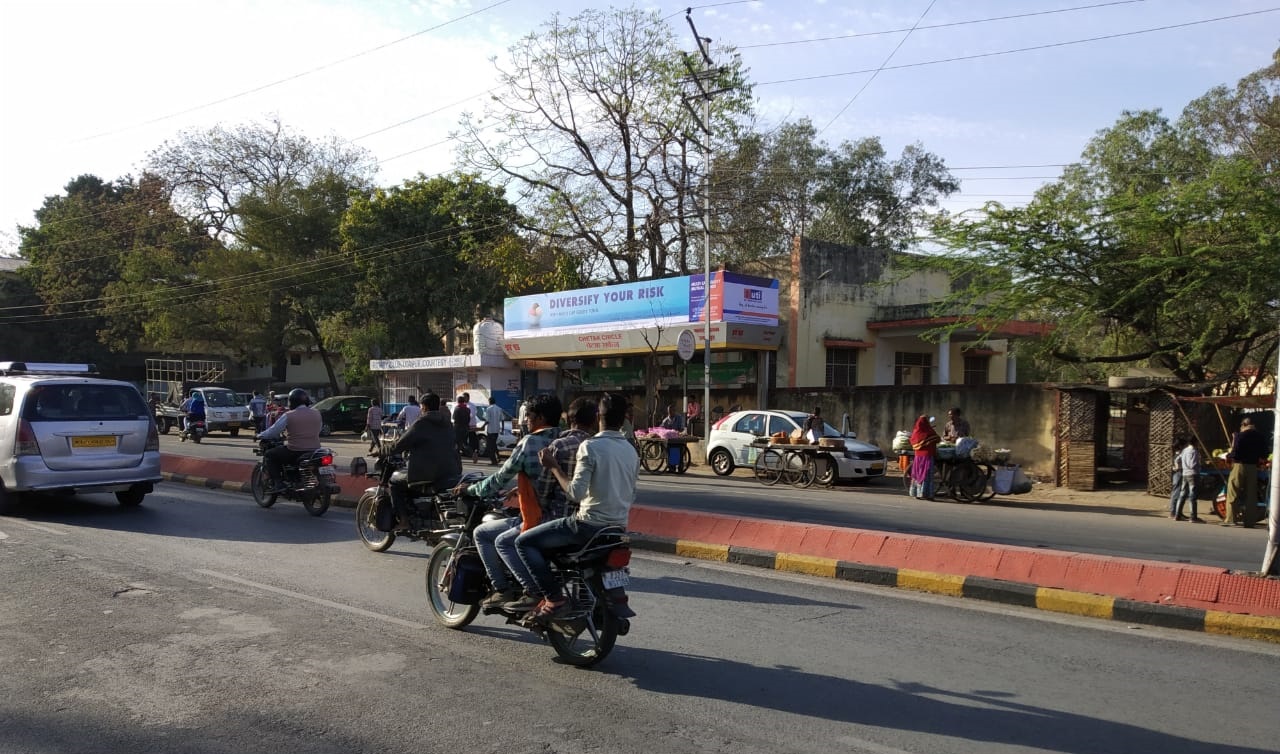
{"left": 369, "top": 353, "right": 555, "bottom": 416}
{"left": 502, "top": 272, "right": 781, "bottom": 431}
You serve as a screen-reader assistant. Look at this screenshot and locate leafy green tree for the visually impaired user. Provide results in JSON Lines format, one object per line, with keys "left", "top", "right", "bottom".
{"left": 15, "top": 174, "right": 215, "bottom": 369}
{"left": 338, "top": 173, "right": 532, "bottom": 364}
{"left": 809, "top": 138, "right": 959, "bottom": 251}
{"left": 917, "top": 51, "right": 1280, "bottom": 388}
{"left": 455, "top": 6, "right": 752, "bottom": 282}
{"left": 713, "top": 121, "right": 958, "bottom": 263}
{"left": 147, "top": 118, "right": 376, "bottom": 388}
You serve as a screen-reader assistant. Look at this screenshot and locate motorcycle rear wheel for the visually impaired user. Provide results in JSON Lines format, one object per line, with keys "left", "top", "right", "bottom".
{"left": 356, "top": 492, "right": 395, "bottom": 552}
{"left": 304, "top": 489, "right": 331, "bottom": 517}
{"left": 425, "top": 543, "right": 480, "bottom": 629}
{"left": 547, "top": 576, "right": 619, "bottom": 668}
{"left": 250, "top": 465, "right": 277, "bottom": 508}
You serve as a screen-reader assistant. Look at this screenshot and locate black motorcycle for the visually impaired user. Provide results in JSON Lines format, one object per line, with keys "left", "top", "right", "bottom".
{"left": 249, "top": 438, "right": 340, "bottom": 517}
{"left": 424, "top": 492, "right": 636, "bottom": 668}
{"left": 354, "top": 455, "right": 480, "bottom": 552}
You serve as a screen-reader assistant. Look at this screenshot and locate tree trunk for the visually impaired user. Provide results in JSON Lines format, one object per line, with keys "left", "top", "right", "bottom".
{"left": 299, "top": 309, "right": 341, "bottom": 394}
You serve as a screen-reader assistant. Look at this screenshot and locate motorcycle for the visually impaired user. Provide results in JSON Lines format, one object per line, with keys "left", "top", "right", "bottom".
{"left": 179, "top": 418, "right": 206, "bottom": 444}
{"left": 249, "top": 438, "right": 340, "bottom": 517}
{"left": 354, "top": 454, "right": 479, "bottom": 552}
{"left": 424, "top": 491, "right": 636, "bottom": 668}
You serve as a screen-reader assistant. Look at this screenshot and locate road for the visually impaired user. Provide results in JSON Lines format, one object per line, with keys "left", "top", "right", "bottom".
{"left": 166, "top": 432, "right": 1267, "bottom": 572}
{"left": 2, "top": 483, "right": 1277, "bottom": 754}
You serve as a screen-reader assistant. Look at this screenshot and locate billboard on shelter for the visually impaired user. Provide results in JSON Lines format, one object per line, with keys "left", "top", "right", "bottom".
{"left": 503, "top": 272, "right": 779, "bottom": 340}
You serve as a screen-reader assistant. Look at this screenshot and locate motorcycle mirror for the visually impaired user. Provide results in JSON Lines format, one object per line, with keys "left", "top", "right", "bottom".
{"left": 928, "top": 416, "right": 936, "bottom": 424}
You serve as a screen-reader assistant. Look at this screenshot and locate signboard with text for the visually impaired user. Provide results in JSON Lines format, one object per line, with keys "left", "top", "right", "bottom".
{"left": 504, "top": 272, "right": 779, "bottom": 341}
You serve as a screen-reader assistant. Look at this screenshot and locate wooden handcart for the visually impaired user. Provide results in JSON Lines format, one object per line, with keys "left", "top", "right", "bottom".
{"left": 638, "top": 435, "right": 696, "bottom": 474}
{"left": 749, "top": 440, "right": 840, "bottom": 489}
{"left": 897, "top": 450, "right": 998, "bottom": 502}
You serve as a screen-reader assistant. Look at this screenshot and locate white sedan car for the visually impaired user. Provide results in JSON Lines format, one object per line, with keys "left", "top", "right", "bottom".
{"left": 705, "top": 409, "right": 887, "bottom": 484}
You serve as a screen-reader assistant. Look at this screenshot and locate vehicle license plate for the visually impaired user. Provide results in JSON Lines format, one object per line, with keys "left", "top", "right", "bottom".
{"left": 71, "top": 436, "right": 116, "bottom": 449}
{"left": 318, "top": 467, "right": 335, "bottom": 476}
{"left": 602, "top": 568, "right": 630, "bottom": 589}
{"left": 870, "top": 463, "right": 884, "bottom": 472}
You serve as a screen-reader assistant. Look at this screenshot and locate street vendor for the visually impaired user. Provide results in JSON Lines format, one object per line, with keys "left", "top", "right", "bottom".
{"left": 943, "top": 407, "right": 971, "bottom": 442}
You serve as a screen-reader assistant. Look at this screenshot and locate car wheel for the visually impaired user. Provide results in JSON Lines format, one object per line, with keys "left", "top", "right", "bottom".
{"left": 319, "top": 423, "right": 332, "bottom": 437}
{"left": 159, "top": 419, "right": 171, "bottom": 435}
{"left": 709, "top": 448, "right": 735, "bottom": 476}
{"left": 230, "top": 428, "right": 240, "bottom": 437}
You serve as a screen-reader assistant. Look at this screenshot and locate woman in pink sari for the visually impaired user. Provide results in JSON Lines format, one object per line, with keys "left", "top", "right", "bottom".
{"left": 908, "top": 415, "right": 940, "bottom": 500}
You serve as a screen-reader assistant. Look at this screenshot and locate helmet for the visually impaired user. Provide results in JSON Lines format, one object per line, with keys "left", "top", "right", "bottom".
{"left": 288, "top": 388, "right": 311, "bottom": 409}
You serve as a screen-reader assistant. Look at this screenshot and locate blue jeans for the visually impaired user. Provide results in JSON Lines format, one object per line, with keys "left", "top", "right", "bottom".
{"left": 474, "top": 517, "right": 521, "bottom": 591}
{"left": 514, "top": 517, "right": 606, "bottom": 598}
{"left": 1168, "top": 471, "right": 1185, "bottom": 515}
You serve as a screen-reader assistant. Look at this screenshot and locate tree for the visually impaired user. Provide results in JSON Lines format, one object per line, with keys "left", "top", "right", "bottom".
{"left": 916, "top": 50, "right": 1280, "bottom": 387}
{"left": 809, "top": 137, "right": 959, "bottom": 251}
{"left": 712, "top": 120, "right": 958, "bottom": 263}
{"left": 15, "top": 174, "right": 214, "bottom": 369}
{"left": 455, "top": 6, "right": 752, "bottom": 282}
{"left": 338, "top": 173, "right": 533, "bottom": 366}
{"left": 147, "top": 118, "right": 377, "bottom": 388}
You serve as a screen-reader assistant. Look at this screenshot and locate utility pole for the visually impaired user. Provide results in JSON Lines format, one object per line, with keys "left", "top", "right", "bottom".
{"left": 683, "top": 11, "right": 732, "bottom": 444}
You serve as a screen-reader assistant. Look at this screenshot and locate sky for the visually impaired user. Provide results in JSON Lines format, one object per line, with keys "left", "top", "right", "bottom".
{"left": 1, "top": 0, "right": 1277, "bottom": 256}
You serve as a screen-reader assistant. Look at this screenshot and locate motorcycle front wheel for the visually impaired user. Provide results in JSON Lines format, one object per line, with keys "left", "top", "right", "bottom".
{"left": 547, "top": 575, "right": 619, "bottom": 668}
{"left": 303, "top": 488, "right": 331, "bottom": 517}
{"left": 250, "top": 464, "right": 277, "bottom": 508}
{"left": 424, "top": 543, "right": 480, "bottom": 629}
{"left": 355, "top": 492, "right": 394, "bottom": 552}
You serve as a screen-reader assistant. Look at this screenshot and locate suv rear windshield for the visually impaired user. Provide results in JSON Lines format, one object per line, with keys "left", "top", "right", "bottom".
{"left": 21, "top": 384, "right": 149, "bottom": 422}
{"left": 199, "top": 390, "right": 240, "bottom": 407}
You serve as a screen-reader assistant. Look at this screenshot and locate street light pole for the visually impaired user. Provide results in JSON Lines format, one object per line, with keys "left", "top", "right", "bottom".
{"left": 685, "top": 11, "right": 728, "bottom": 443}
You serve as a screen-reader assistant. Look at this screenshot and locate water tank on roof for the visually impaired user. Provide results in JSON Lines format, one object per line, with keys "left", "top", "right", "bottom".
{"left": 473, "top": 318, "right": 505, "bottom": 356}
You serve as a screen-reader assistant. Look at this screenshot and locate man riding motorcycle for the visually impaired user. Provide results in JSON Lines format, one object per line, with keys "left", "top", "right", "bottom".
{"left": 256, "top": 388, "right": 322, "bottom": 493}
{"left": 387, "top": 392, "right": 461, "bottom": 527}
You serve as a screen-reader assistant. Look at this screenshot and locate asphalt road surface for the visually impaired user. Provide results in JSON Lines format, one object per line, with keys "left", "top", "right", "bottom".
{"left": 166, "top": 433, "right": 1268, "bottom": 572}
{"left": 2, "top": 484, "right": 1277, "bottom": 754}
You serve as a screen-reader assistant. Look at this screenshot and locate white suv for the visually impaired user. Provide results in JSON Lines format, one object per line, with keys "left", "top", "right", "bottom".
{"left": 0, "top": 362, "right": 161, "bottom": 512}
{"left": 706, "top": 409, "right": 887, "bottom": 483}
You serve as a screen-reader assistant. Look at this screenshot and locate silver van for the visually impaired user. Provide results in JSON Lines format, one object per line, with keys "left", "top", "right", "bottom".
{"left": 0, "top": 362, "right": 162, "bottom": 511}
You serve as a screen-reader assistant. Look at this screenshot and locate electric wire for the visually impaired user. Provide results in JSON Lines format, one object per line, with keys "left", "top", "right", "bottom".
{"left": 756, "top": 8, "right": 1280, "bottom": 87}
{"left": 820, "top": 0, "right": 936, "bottom": 134}
{"left": 74, "top": 0, "right": 516, "bottom": 143}
{"left": 738, "top": 0, "right": 1149, "bottom": 50}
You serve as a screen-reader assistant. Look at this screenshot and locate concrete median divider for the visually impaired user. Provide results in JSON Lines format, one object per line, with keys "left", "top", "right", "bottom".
{"left": 162, "top": 453, "right": 1280, "bottom": 643}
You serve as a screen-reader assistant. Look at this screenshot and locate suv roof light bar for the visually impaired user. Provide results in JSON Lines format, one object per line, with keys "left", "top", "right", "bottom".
{"left": 0, "top": 362, "right": 98, "bottom": 375}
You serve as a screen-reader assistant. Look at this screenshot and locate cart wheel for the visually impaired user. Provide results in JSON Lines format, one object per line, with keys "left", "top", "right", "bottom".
{"left": 972, "top": 463, "right": 997, "bottom": 502}
{"left": 815, "top": 455, "right": 836, "bottom": 487}
{"left": 677, "top": 445, "right": 691, "bottom": 474}
{"left": 784, "top": 451, "right": 816, "bottom": 488}
{"left": 640, "top": 441, "right": 665, "bottom": 474}
{"left": 754, "top": 448, "right": 785, "bottom": 486}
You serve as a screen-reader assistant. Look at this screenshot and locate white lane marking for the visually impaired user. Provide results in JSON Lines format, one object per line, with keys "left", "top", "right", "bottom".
{"left": 195, "top": 569, "right": 429, "bottom": 630}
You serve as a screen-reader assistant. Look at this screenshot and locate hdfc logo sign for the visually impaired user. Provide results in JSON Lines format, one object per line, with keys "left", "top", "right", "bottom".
{"left": 743, "top": 288, "right": 762, "bottom": 302}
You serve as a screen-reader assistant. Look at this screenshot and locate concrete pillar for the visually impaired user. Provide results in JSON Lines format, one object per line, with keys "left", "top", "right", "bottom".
{"left": 1005, "top": 352, "right": 1018, "bottom": 384}
{"left": 936, "top": 335, "right": 951, "bottom": 385}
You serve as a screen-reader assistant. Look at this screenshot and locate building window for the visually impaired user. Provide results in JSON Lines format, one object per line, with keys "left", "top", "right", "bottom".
{"left": 825, "top": 348, "right": 858, "bottom": 388}
{"left": 963, "top": 355, "right": 990, "bottom": 385}
{"left": 289, "top": 353, "right": 302, "bottom": 366}
{"left": 895, "top": 352, "right": 932, "bottom": 386}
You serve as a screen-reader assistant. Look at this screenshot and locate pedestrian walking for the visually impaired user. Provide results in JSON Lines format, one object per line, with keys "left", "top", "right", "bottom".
{"left": 484, "top": 401, "right": 504, "bottom": 465}
{"left": 365, "top": 398, "right": 384, "bottom": 454}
